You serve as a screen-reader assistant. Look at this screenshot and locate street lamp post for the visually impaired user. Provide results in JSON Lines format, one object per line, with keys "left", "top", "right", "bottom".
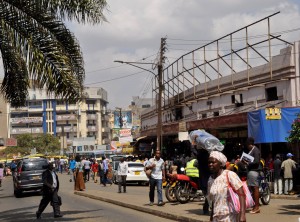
{"left": 114, "top": 60, "right": 163, "bottom": 151}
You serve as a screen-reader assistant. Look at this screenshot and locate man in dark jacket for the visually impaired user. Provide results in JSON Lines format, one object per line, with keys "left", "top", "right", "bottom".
{"left": 36, "top": 162, "right": 62, "bottom": 219}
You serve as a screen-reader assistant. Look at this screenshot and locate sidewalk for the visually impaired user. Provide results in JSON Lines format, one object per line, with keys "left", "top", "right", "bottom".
{"left": 71, "top": 175, "right": 300, "bottom": 222}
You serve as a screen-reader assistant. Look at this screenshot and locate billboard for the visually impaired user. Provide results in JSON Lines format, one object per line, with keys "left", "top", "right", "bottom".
{"left": 113, "top": 111, "right": 132, "bottom": 129}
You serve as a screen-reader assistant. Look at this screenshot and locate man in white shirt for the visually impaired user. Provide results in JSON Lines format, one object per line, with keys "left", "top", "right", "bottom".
{"left": 83, "top": 158, "right": 91, "bottom": 182}
{"left": 117, "top": 157, "right": 128, "bottom": 193}
{"left": 145, "top": 150, "right": 165, "bottom": 206}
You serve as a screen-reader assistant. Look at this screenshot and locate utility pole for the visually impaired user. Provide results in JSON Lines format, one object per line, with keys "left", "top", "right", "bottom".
{"left": 157, "top": 37, "right": 166, "bottom": 151}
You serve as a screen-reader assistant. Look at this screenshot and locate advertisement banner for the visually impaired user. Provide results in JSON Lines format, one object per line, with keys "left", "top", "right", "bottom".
{"left": 119, "top": 129, "right": 131, "bottom": 137}
{"left": 11, "top": 117, "right": 43, "bottom": 124}
{"left": 113, "top": 111, "right": 132, "bottom": 129}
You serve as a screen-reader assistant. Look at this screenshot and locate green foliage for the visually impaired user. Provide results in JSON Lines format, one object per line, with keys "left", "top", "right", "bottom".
{"left": 286, "top": 114, "right": 300, "bottom": 143}
{"left": 0, "top": 0, "right": 107, "bottom": 107}
{"left": 2, "top": 133, "right": 60, "bottom": 156}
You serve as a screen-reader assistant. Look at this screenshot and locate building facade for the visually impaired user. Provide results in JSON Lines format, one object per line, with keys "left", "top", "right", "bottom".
{"left": 140, "top": 42, "right": 300, "bottom": 161}
{"left": 0, "top": 86, "right": 110, "bottom": 147}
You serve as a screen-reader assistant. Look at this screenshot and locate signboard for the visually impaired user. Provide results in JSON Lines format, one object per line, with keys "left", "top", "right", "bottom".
{"left": 119, "top": 129, "right": 131, "bottom": 137}
{"left": 113, "top": 111, "right": 132, "bottom": 129}
{"left": 5, "top": 138, "right": 17, "bottom": 147}
{"left": 178, "top": 121, "right": 187, "bottom": 132}
{"left": 178, "top": 132, "right": 189, "bottom": 141}
{"left": 11, "top": 117, "right": 43, "bottom": 124}
{"left": 265, "top": 107, "right": 281, "bottom": 120}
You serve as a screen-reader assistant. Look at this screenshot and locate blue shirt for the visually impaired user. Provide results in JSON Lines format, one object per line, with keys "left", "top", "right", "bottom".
{"left": 69, "top": 160, "right": 76, "bottom": 170}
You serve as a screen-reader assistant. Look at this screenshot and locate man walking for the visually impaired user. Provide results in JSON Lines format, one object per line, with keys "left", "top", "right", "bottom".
{"left": 83, "top": 158, "right": 91, "bottom": 182}
{"left": 273, "top": 154, "right": 283, "bottom": 195}
{"left": 145, "top": 150, "right": 165, "bottom": 206}
{"left": 36, "top": 162, "right": 62, "bottom": 219}
{"left": 281, "top": 153, "right": 296, "bottom": 195}
{"left": 117, "top": 157, "right": 128, "bottom": 193}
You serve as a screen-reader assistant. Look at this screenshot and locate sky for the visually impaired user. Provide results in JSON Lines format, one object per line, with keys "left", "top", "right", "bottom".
{"left": 8, "top": 0, "right": 300, "bottom": 110}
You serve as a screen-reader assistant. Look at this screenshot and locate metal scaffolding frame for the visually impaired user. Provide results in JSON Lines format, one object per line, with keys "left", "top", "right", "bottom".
{"left": 153, "top": 11, "right": 294, "bottom": 110}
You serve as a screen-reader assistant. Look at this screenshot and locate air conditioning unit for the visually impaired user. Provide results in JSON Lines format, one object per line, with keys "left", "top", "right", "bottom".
{"left": 206, "top": 101, "right": 212, "bottom": 106}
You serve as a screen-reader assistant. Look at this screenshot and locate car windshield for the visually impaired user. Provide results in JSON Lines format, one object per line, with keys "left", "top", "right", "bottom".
{"left": 21, "top": 159, "right": 48, "bottom": 171}
{"left": 128, "top": 163, "right": 144, "bottom": 168}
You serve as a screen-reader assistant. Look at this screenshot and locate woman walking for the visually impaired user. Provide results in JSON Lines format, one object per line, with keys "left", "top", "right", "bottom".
{"left": 207, "top": 151, "right": 246, "bottom": 222}
{"left": 74, "top": 155, "right": 85, "bottom": 191}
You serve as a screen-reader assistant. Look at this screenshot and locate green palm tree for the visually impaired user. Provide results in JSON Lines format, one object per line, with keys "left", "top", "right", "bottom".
{"left": 0, "top": 0, "right": 107, "bottom": 107}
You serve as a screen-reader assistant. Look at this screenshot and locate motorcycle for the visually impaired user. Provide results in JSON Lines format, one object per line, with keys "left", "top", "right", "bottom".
{"left": 174, "top": 172, "right": 205, "bottom": 204}
{"left": 258, "top": 170, "right": 271, "bottom": 205}
{"left": 165, "top": 174, "right": 178, "bottom": 203}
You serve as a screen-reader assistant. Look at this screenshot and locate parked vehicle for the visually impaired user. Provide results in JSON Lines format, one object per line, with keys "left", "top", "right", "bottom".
{"left": 13, "top": 157, "right": 49, "bottom": 198}
{"left": 174, "top": 174, "right": 205, "bottom": 204}
{"left": 113, "top": 161, "right": 149, "bottom": 185}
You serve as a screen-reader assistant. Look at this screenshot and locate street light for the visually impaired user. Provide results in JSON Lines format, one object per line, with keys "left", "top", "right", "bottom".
{"left": 114, "top": 60, "right": 163, "bottom": 151}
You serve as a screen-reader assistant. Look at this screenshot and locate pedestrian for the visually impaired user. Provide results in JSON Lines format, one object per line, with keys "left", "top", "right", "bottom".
{"left": 117, "top": 157, "right": 128, "bottom": 193}
{"left": 36, "top": 162, "right": 63, "bottom": 219}
{"left": 281, "top": 153, "right": 296, "bottom": 195}
{"left": 98, "top": 159, "right": 104, "bottom": 185}
{"left": 243, "top": 137, "right": 261, "bottom": 214}
{"left": 145, "top": 150, "right": 165, "bottom": 206}
{"left": 83, "top": 158, "right": 91, "bottom": 182}
{"left": 91, "top": 160, "right": 99, "bottom": 183}
{"left": 207, "top": 151, "right": 246, "bottom": 222}
{"left": 69, "top": 158, "right": 76, "bottom": 182}
{"left": 102, "top": 156, "right": 108, "bottom": 186}
{"left": 0, "top": 163, "right": 4, "bottom": 187}
{"left": 59, "top": 158, "right": 65, "bottom": 174}
{"left": 74, "top": 155, "right": 85, "bottom": 191}
{"left": 273, "top": 154, "right": 283, "bottom": 195}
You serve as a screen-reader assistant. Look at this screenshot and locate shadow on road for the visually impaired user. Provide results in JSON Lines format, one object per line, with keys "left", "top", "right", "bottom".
{"left": 0, "top": 207, "right": 103, "bottom": 222}
{"left": 278, "top": 204, "right": 300, "bottom": 216}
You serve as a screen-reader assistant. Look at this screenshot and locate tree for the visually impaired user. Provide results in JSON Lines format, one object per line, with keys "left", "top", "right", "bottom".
{"left": 34, "top": 134, "right": 60, "bottom": 154}
{"left": 286, "top": 113, "right": 300, "bottom": 143}
{"left": 0, "top": 0, "right": 107, "bottom": 107}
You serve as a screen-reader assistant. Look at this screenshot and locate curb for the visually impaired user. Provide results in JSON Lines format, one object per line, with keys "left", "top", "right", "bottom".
{"left": 74, "top": 191, "right": 209, "bottom": 222}
{"left": 271, "top": 194, "right": 299, "bottom": 200}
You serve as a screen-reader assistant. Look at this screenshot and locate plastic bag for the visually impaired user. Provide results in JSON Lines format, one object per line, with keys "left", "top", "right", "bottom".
{"left": 189, "top": 130, "right": 224, "bottom": 152}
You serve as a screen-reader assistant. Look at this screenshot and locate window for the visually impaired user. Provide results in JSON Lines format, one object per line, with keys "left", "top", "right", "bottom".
{"left": 266, "top": 87, "right": 278, "bottom": 101}
{"left": 213, "top": 111, "right": 219, "bottom": 117}
{"left": 202, "top": 113, "right": 207, "bottom": 119}
{"left": 142, "top": 104, "right": 151, "bottom": 108}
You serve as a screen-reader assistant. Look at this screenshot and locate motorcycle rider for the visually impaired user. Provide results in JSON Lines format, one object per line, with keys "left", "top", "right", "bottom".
{"left": 185, "top": 155, "right": 200, "bottom": 191}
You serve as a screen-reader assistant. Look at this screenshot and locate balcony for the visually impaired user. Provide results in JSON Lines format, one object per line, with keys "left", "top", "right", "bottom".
{"left": 10, "top": 107, "right": 28, "bottom": 112}
{"left": 87, "top": 126, "right": 98, "bottom": 132}
{"left": 102, "top": 138, "right": 110, "bottom": 144}
{"left": 87, "top": 114, "right": 98, "bottom": 120}
{"left": 11, "top": 117, "right": 43, "bottom": 125}
{"left": 102, "top": 127, "right": 110, "bottom": 133}
{"left": 56, "top": 126, "right": 77, "bottom": 133}
{"left": 56, "top": 114, "right": 77, "bottom": 121}
{"left": 11, "top": 127, "right": 43, "bottom": 135}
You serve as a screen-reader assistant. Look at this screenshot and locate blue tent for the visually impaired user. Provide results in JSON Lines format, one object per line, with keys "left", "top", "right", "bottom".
{"left": 247, "top": 107, "right": 300, "bottom": 143}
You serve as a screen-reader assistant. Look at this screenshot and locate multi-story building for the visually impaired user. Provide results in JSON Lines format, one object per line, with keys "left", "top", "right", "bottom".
{"left": 0, "top": 86, "right": 110, "bottom": 148}
{"left": 140, "top": 41, "right": 300, "bottom": 161}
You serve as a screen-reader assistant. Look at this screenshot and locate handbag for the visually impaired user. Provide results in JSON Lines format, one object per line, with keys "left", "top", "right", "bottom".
{"left": 242, "top": 181, "right": 255, "bottom": 209}
{"left": 226, "top": 172, "right": 240, "bottom": 214}
{"left": 145, "top": 167, "right": 152, "bottom": 178}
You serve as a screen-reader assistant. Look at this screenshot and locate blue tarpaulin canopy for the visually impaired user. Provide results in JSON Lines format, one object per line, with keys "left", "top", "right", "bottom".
{"left": 247, "top": 107, "right": 300, "bottom": 143}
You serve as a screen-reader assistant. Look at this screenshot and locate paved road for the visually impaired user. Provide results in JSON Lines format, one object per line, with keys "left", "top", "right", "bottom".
{"left": 0, "top": 175, "right": 173, "bottom": 222}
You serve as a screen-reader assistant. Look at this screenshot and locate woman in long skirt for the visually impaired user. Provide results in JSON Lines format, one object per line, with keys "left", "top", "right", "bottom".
{"left": 74, "top": 155, "right": 85, "bottom": 191}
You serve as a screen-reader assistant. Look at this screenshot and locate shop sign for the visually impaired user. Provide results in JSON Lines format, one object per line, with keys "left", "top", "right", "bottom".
{"left": 178, "top": 121, "right": 187, "bottom": 132}
{"left": 265, "top": 107, "right": 281, "bottom": 120}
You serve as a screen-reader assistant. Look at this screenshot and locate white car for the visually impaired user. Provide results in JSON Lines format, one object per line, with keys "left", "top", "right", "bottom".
{"left": 113, "top": 161, "right": 149, "bottom": 185}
